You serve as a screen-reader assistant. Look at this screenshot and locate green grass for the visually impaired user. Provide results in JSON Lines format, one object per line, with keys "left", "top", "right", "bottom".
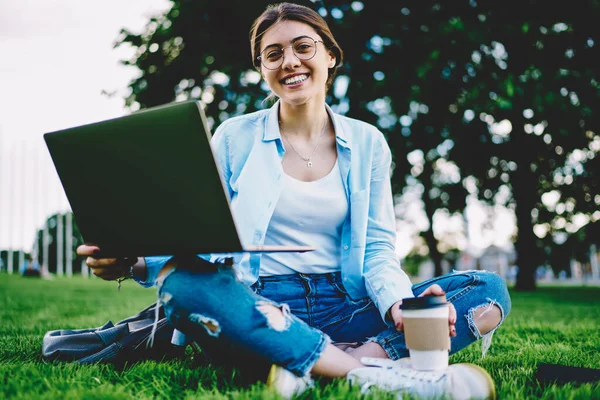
{"left": 1, "top": 274, "right": 599, "bottom": 399}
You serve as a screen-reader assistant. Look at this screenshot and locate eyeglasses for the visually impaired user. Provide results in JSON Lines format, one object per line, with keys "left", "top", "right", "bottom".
{"left": 257, "top": 37, "right": 324, "bottom": 70}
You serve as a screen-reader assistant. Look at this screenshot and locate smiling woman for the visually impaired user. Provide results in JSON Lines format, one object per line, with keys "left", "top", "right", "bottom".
{"left": 77, "top": 3, "right": 510, "bottom": 399}
{"left": 251, "top": 6, "right": 342, "bottom": 111}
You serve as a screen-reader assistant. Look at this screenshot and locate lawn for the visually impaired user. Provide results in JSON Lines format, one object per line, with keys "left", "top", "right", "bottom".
{"left": 1, "top": 274, "right": 599, "bottom": 399}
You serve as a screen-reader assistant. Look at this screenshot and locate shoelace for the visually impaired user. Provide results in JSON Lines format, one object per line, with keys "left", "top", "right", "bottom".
{"left": 358, "top": 366, "right": 446, "bottom": 394}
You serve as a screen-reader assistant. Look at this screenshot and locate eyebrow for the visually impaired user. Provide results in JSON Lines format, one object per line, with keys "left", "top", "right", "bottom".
{"left": 262, "top": 35, "right": 314, "bottom": 50}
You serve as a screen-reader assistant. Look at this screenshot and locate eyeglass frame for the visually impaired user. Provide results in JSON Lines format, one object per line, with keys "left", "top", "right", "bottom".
{"left": 256, "top": 36, "right": 325, "bottom": 70}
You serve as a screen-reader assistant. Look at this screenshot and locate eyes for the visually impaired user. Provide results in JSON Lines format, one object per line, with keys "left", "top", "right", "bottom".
{"left": 257, "top": 37, "right": 324, "bottom": 70}
{"left": 263, "top": 40, "right": 317, "bottom": 61}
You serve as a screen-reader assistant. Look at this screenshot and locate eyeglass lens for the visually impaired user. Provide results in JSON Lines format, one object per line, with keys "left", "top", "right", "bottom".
{"left": 260, "top": 39, "right": 318, "bottom": 69}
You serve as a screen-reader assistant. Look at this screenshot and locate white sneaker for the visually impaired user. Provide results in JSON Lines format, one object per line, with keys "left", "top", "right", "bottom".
{"left": 347, "top": 358, "right": 495, "bottom": 400}
{"left": 266, "top": 364, "right": 314, "bottom": 399}
{"left": 360, "top": 356, "right": 412, "bottom": 368}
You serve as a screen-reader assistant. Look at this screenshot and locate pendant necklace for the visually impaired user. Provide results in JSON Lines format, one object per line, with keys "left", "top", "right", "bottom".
{"left": 280, "top": 117, "right": 328, "bottom": 168}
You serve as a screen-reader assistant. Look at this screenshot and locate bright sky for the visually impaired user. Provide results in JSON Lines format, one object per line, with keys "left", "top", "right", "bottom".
{"left": 0, "top": 0, "right": 171, "bottom": 251}
{"left": 0, "top": 0, "right": 516, "bottom": 256}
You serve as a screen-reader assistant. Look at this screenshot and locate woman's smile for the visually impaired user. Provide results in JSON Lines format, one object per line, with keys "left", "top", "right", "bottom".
{"left": 281, "top": 73, "right": 310, "bottom": 87}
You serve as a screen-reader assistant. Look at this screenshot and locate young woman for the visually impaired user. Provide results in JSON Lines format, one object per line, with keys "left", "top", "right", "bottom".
{"left": 78, "top": 3, "right": 511, "bottom": 398}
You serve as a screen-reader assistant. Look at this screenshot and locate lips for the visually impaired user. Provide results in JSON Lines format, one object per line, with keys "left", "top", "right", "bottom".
{"left": 281, "top": 73, "right": 309, "bottom": 85}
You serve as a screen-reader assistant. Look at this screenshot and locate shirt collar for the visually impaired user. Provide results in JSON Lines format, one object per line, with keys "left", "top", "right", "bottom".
{"left": 263, "top": 102, "right": 281, "bottom": 141}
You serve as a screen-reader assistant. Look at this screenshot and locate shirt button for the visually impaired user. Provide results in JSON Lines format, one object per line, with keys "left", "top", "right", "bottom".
{"left": 343, "top": 245, "right": 349, "bottom": 250}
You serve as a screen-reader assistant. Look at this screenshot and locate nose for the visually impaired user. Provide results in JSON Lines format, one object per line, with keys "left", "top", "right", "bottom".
{"left": 280, "top": 45, "right": 301, "bottom": 70}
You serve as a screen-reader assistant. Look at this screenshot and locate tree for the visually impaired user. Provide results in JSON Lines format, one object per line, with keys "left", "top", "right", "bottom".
{"left": 329, "top": 0, "right": 600, "bottom": 288}
{"left": 114, "top": 0, "right": 600, "bottom": 289}
{"left": 431, "top": 1, "right": 600, "bottom": 289}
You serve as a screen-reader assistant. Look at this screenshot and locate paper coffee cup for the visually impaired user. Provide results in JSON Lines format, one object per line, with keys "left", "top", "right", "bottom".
{"left": 400, "top": 295, "right": 450, "bottom": 371}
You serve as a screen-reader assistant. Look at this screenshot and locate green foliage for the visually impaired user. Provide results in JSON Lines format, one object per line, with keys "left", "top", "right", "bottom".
{"left": 113, "top": 1, "right": 600, "bottom": 288}
{"left": 1, "top": 275, "right": 599, "bottom": 398}
{"left": 401, "top": 252, "right": 428, "bottom": 277}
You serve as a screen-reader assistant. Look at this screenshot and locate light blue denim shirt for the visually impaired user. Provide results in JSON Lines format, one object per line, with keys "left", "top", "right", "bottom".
{"left": 139, "top": 101, "right": 414, "bottom": 321}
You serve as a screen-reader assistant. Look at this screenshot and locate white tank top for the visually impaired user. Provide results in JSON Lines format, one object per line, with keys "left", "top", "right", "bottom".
{"left": 260, "top": 161, "right": 349, "bottom": 275}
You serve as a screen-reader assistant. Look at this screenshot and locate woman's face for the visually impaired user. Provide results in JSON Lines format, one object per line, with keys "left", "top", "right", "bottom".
{"left": 258, "top": 20, "right": 335, "bottom": 107}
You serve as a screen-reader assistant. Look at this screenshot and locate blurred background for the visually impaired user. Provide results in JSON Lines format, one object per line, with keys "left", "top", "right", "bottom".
{"left": 0, "top": 0, "right": 598, "bottom": 290}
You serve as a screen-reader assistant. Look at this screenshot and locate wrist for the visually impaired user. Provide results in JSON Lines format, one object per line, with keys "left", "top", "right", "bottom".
{"left": 131, "top": 257, "right": 147, "bottom": 281}
{"left": 385, "top": 309, "right": 393, "bottom": 322}
{"left": 386, "top": 300, "right": 403, "bottom": 321}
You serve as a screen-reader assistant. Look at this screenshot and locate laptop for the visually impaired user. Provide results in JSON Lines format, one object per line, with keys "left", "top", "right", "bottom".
{"left": 44, "top": 100, "right": 314, "bottom": 258}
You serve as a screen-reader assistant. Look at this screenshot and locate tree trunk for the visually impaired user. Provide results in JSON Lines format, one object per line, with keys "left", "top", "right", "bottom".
{"left": 513, "top": 208, "right": 537, "bottom": 291}
{"left": 421, "top": 162, "right": 444, "bottom": 277}
{"left": 422, "top": 228, "right": 444, "bottom": 277}
{"left": 512, "top": 133, "right": 538, "bottom": 291}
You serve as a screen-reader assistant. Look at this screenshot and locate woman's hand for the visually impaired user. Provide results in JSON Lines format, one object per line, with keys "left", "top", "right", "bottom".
{"left": 389, "top": 284, "right": 457, "bottom": 337}
{"left": 76, "top": 244, "right": 138, "bottom": 281}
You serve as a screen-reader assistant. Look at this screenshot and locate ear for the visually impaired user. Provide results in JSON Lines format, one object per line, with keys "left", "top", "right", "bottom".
{"left": 327, "top": 50, "right": 336, "bottom": 68}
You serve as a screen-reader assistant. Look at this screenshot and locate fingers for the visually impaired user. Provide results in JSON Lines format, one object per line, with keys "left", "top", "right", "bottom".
{"left": 417, "top": 284, "right": 457, "bottom": 337}
{"left": 418, "top": 284, "right": 445, "bottom": 297}
{"left": 395, "top": 318, "right": 403, "bottom": 332}
{"left": 449, "top": 302, "right": 457, "bottom": 337}
{"left": 389, "top": 300, "right": 404, "bottom": 332}
{"left": 86, "top": 256, "right": 137, "bottom": 281}
{"left": 84, "top": 256, "right": 135, "bottom": 267}
{"left": 76, "top": 244, "right": 138, "bottom": 281}
{"left": 77, "top": 244, "right": 100, "bottom": 257}
{"left": 91, "top": 266, "right": 127, "bottom": 281}
{"left": 85, "top": 256, "right": 116, "bottom": 268}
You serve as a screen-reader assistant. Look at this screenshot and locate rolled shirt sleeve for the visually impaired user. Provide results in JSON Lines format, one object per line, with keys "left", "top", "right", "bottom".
{"left": 362, "top": 135, "right": 414, "bottom": 323}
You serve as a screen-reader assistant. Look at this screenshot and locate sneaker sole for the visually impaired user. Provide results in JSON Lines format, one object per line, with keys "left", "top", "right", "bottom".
{"left": 462, "top": 363, "right": 496, "bottom": 400}
{"left": 266, "top": 364, "right": 280, "bottom": 388}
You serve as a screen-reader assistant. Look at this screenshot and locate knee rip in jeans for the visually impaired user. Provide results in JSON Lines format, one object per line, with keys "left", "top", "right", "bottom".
{"left": 159, "top": 287, "right": 222, "bottom": 338}
{"left": 160, "top": 292, "right": 173, "bottom": 305}
{"left": 189, "top": 313, "right": 221, "bottom": 338}
{"left": 256, "top": 301, "right": 291, "bottom": 332}
{"left": 157, "top": 262, "right": 177, "bottom": 287}
{"left": 466, "top": 298, "right": 505, "bottom": 357}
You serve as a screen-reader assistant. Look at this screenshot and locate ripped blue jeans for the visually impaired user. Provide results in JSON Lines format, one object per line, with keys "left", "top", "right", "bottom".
{"left": 254, "top": 269, "right": 511, "bottom": 360}
{"left": 159, "top": 259, "right": 511, "bottom": 377}
{"left": 158, "top": 261, "right": 329, "bottom": 376}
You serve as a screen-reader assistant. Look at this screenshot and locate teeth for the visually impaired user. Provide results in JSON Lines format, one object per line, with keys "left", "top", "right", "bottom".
{"left": 284, "top": 74, "right": 308, "bottom": 85}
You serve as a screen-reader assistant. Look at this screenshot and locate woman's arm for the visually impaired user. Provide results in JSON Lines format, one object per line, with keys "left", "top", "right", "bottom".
{"left": 210, "top": 122, "right": 234, "bottom": 200}
{"left": 361, "top": 134, "right": 414, "bottom": 323}
{"left": 76, "top": 244, "right": 169, "bottom": 288}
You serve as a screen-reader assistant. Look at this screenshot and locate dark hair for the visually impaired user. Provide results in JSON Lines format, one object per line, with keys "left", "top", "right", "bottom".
{"left": 249, "top": 2, "right": 344, "bottom": 90}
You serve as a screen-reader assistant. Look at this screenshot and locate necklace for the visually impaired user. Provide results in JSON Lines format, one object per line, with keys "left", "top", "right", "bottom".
{"left": 280, "top": 117, "right": 328, "bottom": 168}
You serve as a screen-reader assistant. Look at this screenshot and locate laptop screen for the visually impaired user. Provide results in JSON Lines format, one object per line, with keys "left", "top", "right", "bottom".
{"left": 44, "top": 100, "right": 244, "bottom": 257}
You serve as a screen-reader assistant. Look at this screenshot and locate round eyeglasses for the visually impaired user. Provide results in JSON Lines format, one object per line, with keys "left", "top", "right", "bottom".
{"left": 257, "top": 37, "right": 324, "bottom": 70}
